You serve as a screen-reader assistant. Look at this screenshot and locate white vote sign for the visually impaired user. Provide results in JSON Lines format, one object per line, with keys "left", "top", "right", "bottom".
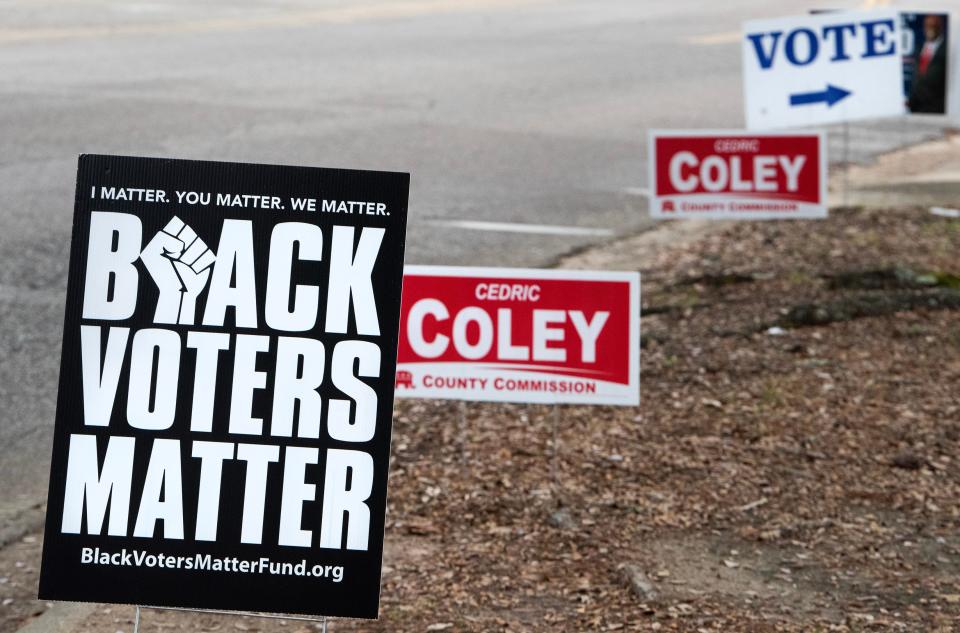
{"left": 743, "top": 9, "right": 904, "bottom": 129}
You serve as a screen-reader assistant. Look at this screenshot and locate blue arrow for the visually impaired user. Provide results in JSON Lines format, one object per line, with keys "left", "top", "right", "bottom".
{"left": 789, "top": 84, "right": 852, "bottom": 108}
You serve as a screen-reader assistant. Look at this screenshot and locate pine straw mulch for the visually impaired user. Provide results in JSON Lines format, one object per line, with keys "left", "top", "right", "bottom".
{"left": 363, "top": 206, "right": 960, "bottom": 632}
{"left": 12, "top": 206, "right": 960, "bottom": 632}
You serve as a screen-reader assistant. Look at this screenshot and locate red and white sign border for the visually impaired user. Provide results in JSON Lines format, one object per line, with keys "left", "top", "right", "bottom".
{"left": 647, "top": 129, "right": 829, "bottom": 220}
{"left": 398, "top": 265, "right": 641, "bottom": 406}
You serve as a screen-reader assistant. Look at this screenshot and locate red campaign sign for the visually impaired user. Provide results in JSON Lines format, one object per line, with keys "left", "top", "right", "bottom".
{"left": 648, "top": 130, "right": 827, "bottom": 219}
{"left": 396, "top": 266, "right": 640, "bottom": 405}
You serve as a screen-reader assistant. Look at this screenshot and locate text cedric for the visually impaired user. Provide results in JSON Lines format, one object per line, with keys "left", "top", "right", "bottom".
{"left": 65, "top": 211, "right": 388, "bottom": 552}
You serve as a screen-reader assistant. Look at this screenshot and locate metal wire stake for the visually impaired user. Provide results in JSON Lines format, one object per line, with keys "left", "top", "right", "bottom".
{"left": 899, "top": 114, "right": 908, "bottom": 187}
{"left": 842, "top": 120, "right": 850, "bottom": 209}
{"left": 133, "top": 605, "right": 329, "bottom": 631}
{"left": 550, "top": 404, "right": 560, "bottom": 495}
{"left": 458, "top": 400, "right": 467, "bottom": 464}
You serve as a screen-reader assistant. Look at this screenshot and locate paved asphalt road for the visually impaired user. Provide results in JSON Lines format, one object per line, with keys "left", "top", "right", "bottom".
{"left": 0, "top": 0, "right": 952, "bottom": 522}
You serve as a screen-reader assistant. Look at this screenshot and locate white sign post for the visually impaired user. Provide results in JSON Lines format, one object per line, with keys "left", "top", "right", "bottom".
{"left": 743, "top": 9, "right": 905, "bottom": 129}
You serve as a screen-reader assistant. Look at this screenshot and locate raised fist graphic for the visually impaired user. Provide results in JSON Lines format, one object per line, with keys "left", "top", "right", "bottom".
{"left": 140, "top": 217, "right": 215, "bottom": 325}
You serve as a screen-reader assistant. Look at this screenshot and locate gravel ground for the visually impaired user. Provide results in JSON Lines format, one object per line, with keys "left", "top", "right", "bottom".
{"left": 3, "top": 205, "right": 960, "bottom": 632}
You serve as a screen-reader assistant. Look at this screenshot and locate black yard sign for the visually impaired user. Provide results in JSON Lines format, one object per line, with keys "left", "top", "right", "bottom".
{"left": 38, "top": 155, "right": 409, "bottom": 619}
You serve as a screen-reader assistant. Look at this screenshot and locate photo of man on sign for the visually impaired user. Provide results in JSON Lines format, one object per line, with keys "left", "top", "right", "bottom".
{"left": 904, "top": 12, "right": 949, "bottom": 114}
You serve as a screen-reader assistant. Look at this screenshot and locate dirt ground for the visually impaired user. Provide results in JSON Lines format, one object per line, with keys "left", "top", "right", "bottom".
{"left": 3, "top": 203, "right": 959, "bottom": 632}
